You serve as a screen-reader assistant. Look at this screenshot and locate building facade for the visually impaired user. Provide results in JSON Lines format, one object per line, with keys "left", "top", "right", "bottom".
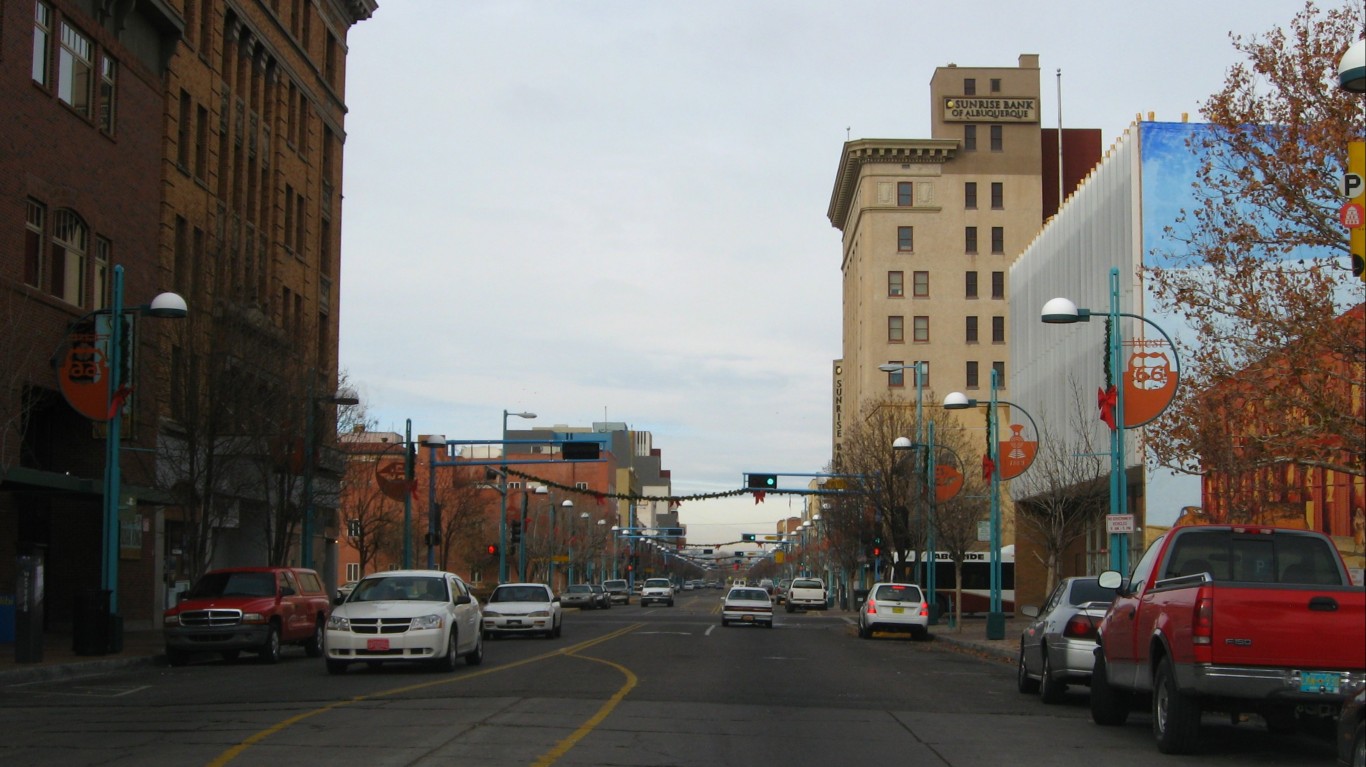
{"left": 1, "top": 0, "right": 374, "bottom": 633}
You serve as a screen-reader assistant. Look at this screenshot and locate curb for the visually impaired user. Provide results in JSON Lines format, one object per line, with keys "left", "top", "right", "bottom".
{"left": 0, "top": 654, "right": 161, "bottom": 686}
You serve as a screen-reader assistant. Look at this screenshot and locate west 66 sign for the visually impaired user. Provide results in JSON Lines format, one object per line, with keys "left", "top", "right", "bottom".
{"left": 57, "top": 315, "right": 133, "bottom": 422}
{"left": 1123, "top": 337, "right": 1179, "bottom": 427}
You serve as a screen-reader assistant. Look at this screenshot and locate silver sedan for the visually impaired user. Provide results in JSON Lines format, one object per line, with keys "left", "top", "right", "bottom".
{"left": 1016, "top": 576, "right": 1117, "bottom": 703}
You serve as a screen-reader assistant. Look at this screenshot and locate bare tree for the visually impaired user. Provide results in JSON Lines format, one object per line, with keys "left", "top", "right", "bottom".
{"left": 0, "top": 287, "right": 47, "bottom": 483}
{"left": 839, "top": 394, "right": 923, "bottom": 577}
{"left": 1011, "top": 378, "right": 1110, "bottom": 593}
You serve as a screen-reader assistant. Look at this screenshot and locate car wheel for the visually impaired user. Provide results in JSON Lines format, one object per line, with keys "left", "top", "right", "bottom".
{"left": 304, "top": 618, "right": 324, "bottom": 658}
{"left": 858, "top": 620, "right": 871, "bottom": 639}
{"left": 1153, "top": 656, "right": 1201, "bottom": 754}
{"left": 1351, "top": 719, "right": 1364, "bottom": 767}
{"left": 1039, "top": 649, "right": 1066, "bottom": 704}
{"left": 912, "top": 626, "right": 928, "bottom": 641}
{"left": 1089, "top": 652, "right": 1131, "bottom": 726}
{"left": 668, "top": 599, "right": 674, "bottom": 607}
{"left": 259, "top": 625, "right": 282, "bottom": 664}
{"left": 166, "top": 648, "right": 189, "bottom": 667}
{"left": 326, "top": 659, "right": 349, "bottom": 675}
{"left": 785, "top": 603, "right": 794, "bottom": 613}
{"left": 465, "top": 631, "right": 484, "bottom": 666}
{"left": 1017, "top": 642, "right": 1040, "bottom": 694}
{"left": 434, "top": 631, "right": 460, "bottom": 672}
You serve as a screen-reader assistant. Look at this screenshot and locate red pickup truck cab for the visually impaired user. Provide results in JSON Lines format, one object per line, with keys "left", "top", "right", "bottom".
{"left": 163, "top": 567, "right": 331, "bottom": 666}
{"left": 1090, "top": 525, "right": 1366, "bottom": 754}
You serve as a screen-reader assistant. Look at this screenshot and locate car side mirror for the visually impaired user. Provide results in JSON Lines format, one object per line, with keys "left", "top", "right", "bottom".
{"left": 333, "top": 594, "right": 346, "bottom": 606}
{"left": 1020, "top": 604, "right": 1039, "bottom": 618}
{"left": 454, "top": 594, "right": 472, "bottom": 606}
{"left": 279, "top": 586, "right": 296, "bottom": 598}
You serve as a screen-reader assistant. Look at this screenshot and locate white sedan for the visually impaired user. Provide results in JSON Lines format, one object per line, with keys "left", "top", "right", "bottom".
{"left": 324, "top": 570, "right": 483, "bottom": 674}
{"left": 721, "top": 586, "right": 774, "bottom": 628}
{"left": 483, "top": 583, "right": 562, "bottom": 639}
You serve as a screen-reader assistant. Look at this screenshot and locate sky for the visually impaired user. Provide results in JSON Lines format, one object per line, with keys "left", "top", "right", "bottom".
{"left": 337, "top": 1, "right": 1314, "bottom": 548}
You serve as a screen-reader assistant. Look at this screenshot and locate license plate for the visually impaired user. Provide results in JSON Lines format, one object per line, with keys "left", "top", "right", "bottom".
{"left": 1299, "top": 671, "right": 1341, "bottom": 693}
{"left": 892, "top": 607, "right": 904, "bottom": 614}
{"left": 366, "top": 638, "right": 389, "bottom": 651}
{"left": 742, "top": 615, "right": 754, "bottom": 622}
{"left": 507, "top": 620, "right": 522, "bottom": 626}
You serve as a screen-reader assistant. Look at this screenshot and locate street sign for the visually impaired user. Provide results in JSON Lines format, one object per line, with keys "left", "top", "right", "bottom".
{"left": 977, "top": 520, "right": 990, "bottom": 542}
{"left": 1106, "top": 514, "right": 1136, "bottom": 534}
{"left": 1341, "top": 172, "right": 1363, "bottom": 199}
{"left": 1340, "top": 202, "right": 1363, "bottom": 229}
{"left": 1350, "top": 142, "right": 1365, "bottom": 282}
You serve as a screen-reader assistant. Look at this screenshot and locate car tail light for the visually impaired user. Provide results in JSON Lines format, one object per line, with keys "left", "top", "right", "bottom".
{"left": 919, "top": 602, "right": 929, "bottom": 617}
{"left": 1063, "top": 614, "right": 1097, "bottom": 640}
{"left": 1192, "top": 587, "right": 1214, "bottom": 663}
{"left": 865, "top": 599, "right": 877, "bottom": 614}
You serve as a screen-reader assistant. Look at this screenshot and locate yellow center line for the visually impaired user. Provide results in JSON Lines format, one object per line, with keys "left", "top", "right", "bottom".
{"left": 529, "top": 651, "right": 639, "bottom": 767}
{"left": 205, "top": 622, "right": 644, "bottom": 767}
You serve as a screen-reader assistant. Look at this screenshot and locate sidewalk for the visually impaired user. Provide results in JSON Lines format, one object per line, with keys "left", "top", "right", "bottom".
{"left": 925, "top": 615, "right": 1029, "bottom": 664}
{"left": 0, "top": 628, "right": 166, "bottom": 685}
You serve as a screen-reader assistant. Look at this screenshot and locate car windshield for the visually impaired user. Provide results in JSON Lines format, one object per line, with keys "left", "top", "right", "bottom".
{"left": 490, "top": 586, "right": 549, "bottom": 603}
{"left": 188, "top": 572, "right": 275, "bottom": 598}
{"left": 729, "top": 589, "right": 768, "bottom": 602}
{"left": 645, "top": 579, "right": 669, "bottom": 588}
{"left": 872, "top": 584, "right": 922, "bottom": 602}
{"left": 1068, "top": 579, "right": 1118, "bottom": 605}
{"left": 352, "top": 577, "right": 447, "bottom": 602}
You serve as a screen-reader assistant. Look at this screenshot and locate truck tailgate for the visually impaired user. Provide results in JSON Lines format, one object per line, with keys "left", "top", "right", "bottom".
{"left": 1209, "top": 584, "right": 1366, "bottom": 670}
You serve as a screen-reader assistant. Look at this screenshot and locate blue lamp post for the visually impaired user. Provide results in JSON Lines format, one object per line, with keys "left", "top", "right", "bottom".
{"left": 300, "top": 384, "right": 358, "bottom": 571}
{"left": 1041, "top": 266, "right": 1181, "bottom": 576}
{"left": 499, "top": 410, "right": 536, "bottom": 582}
{"left": 425, "top": 434, "right": 447, "bottom": 569}
{"left": 98, "top": 265, "right": 186, "bottom": 647}
{"left": 943, "top": 369, "right": 1039, "bottom": 640}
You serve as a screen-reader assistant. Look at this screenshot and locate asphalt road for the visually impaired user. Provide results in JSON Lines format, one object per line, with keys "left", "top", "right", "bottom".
{"left": 0, "top": 589, "right": 1340, "bottom": 766}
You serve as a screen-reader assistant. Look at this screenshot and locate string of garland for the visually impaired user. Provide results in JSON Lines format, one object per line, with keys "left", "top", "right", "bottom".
{"left": 1103, "top": 316, "right": 1114, "bottom": 389}
{"left": 503, "top": 466, "right": 754, "bottom": 504}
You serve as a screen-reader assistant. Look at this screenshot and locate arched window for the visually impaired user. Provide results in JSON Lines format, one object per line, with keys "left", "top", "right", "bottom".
{"left": 51, "top": 209, "right": 88, "bottom": 306}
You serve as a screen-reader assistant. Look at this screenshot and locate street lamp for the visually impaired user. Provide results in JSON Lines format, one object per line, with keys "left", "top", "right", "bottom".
{"left": 301, "top": 385, "right": 358, "bottom": 572}
{"left": 424, "top": 433, "right": 447, "bottom": 569}
{"left": 1340, "top": 38, "right": 1365, "bottom": 93}
{"left": 97, "top": 266, "right": 186, "bottom": 647}
{"left": 499, "top": 410, "right": 536, "bottom": 582}
{"left": 943, "top": 369, "right": 1039, "bottom": 640}
{"left": 1041, "top": 267, "right": 1181, "bottom": 576}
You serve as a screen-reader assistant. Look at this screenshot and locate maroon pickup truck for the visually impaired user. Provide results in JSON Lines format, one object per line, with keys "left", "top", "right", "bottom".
{"left": 163, "top": 567, "right": 331, "bottom": 665}
{"left": 1090, "top": 525, "right": 1366, "bottom": 754}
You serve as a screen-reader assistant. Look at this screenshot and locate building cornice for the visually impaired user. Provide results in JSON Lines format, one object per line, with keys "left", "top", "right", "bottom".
{"left": 827, "top": 139, "right": 959, "bottom": 231}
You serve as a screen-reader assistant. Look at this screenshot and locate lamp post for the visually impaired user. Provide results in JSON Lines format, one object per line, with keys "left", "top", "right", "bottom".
{"left": 98, "top": 265, "right": 187, "bottom": 639}
{"left": 943, "top": 369, "right": 1039, "bottom": 640}
{"left": 1340, "top": 38, "right": 1365, "bottom": 93}
{"left": 301, "top": 385, "right": 358, "bottom": 571}
{"left": 499, "top": 411, "right": 536, "bottom": 582}
{"left": 1042, "top": 267, "right": 1181, "bottom": 576}
{"left": 553, "top": 499, "right": 572, "bottom": 590}
{"left": 425, "top": 434, "right": 447, "bottom": 569}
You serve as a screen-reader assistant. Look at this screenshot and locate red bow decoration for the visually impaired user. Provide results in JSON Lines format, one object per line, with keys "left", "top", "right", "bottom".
{"left": 107, "top": 385, "right": 134, "bottom": 420}
{"left": 752, "top": 491, "right": 766, "bottom": 504}
{"left": 1097, "top": 385, "right": 1118, "bottom": 431}
{"left": 981, "top": 454, "right": 995, "bottom": 482}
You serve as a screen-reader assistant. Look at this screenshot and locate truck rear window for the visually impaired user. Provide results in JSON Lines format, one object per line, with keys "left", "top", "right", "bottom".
{"left": 1163, "top": 530, "right": 1342, "bottom": 585}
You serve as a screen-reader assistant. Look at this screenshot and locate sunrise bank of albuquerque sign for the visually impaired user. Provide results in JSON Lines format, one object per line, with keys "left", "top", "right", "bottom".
{"left": 942, "top": 97, "right": 1038, "bottom": 123}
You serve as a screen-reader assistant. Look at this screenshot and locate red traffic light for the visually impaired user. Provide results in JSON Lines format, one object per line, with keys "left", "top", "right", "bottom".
{"left": 487, "top": 544, "right": 498, "bottom": 556}
{"left": 871, "top": 546, "right": 881, "bottom": 557}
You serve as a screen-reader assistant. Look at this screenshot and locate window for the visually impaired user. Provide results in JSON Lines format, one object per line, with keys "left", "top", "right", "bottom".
{"left": 966, "top": 316, "right": 978, "bottom": 343}
{"left": 963, "top": 78, "right": 976, "bottom": 95}
{"left": 990, "top": 78, "right": 1001, "bottom": 93}
{"left": 991, "top": 226, "right": 1004, "bottom": 254}
{"left": 917, "top": 361, "right": 929, "bottom": 387}
{"left": 965, "top": 226, "right": 978, "bottom": 254}
{"left": 50, "top": 209, "right": 87, "bottom": 306}
{"left": 58, "top": 22, "right": 93, "bottom": 116}
{"left": 886, "top": 360, "right": 905, "bottom": 387}
{"left": 991, "top": 182, "right": 1003, "bottom": 209}
{"left": 888, "top": 271, "right": 903, "bottom": 297}
{"left": 888, "top": 316, "right": 904, "bottom": 343}
{"left": 912, "top": 271, "right": 929, "bottom": 297}
{"left": 25, "top": 199, "right": 49, "bottom": 289}
{"left": 98, "top": 56, "right": 117, "bottom": 134}
{"left": 967, "top": 361, "right": 979, "bottom": 389}
{"left": 93, "top": 237, "right": 110, "bottom": 310}
{"left": 913, "top": 316, "right": 929, "bottom": 343}
{"left": 33, "top": 3, "right": 52, "bottom": 86}
{"left": 990, "top": 124, "right": 1003, "bottom": 151}
{"left": 964, "top": 124, "right": 976, "bottom": 151}
{"left": 965, "top": 271, "right": 978, "bottom": 299}
{"left": 897, "top": 226, "right": 914, "bottom": 252}
{"left": 177, "top": 90, "right": 191, "bottom": 168}
{"left": 964, "top": 182, "right": 977, "bottom": 209}
{"left": 897, "top": 182, "right": 913, "bottom": 206}
{"left": 991, "top": 271, "right": 1005, "bottom": 299}
{"left": 992, "top": 315, "right": 1005, "bottom": 343}
{"left": 992, "top": 361, "right": 1006, "bottom": 387}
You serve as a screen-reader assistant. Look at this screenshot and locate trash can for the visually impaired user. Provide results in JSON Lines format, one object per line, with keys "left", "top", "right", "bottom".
{"left": 853, "top": 588, "right": 869, "bottom": 611}
{"left": 73, "top": 589, "right": 111, "bottom": 656}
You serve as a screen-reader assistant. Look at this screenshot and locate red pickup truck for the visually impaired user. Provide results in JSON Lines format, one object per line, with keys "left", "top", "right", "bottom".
{"left": 1090, "top": 524, "right": 1366, "bottom": 754}
{"left": 163, "top": 567, "right": 331, "bottom": 666}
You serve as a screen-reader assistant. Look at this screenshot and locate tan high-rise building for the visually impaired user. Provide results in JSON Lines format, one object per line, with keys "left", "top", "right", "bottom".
{"left": 828, "top": 54, "right": 1098, "bottom": 467}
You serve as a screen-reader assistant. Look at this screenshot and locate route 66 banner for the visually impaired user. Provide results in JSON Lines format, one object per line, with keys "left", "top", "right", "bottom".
{"left": 1123, "top": 337, "right": 1179, "bottom": 427}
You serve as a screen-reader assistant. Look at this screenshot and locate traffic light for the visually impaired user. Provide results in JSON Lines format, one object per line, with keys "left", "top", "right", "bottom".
{"left": 870, "top": 533, "right": 884, "bottom": 559}
{"left": 509, "top": 519, "right": 522, "bottom": 545}
{"left": 487, "top": 543, "right": 499, "bottom": 557}
{"left": 741, "top": 533, "right": 756, "bottom": 542}
{"left": 746, "top": 473, "right": 778, "bottom": 490}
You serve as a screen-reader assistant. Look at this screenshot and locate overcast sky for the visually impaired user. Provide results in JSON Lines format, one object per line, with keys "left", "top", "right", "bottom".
{"left": 337, "top": 1, "right": 1310, "bottom": 545}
